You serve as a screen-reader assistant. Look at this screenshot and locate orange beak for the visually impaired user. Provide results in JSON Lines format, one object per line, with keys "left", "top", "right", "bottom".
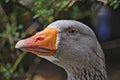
{"left": 15, "top": 27, "right": 57, "bottom": 56}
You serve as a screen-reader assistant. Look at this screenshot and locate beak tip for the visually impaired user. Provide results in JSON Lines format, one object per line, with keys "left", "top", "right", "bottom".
{"left": 15, "top": 40, "right": 25, "bottom": 49}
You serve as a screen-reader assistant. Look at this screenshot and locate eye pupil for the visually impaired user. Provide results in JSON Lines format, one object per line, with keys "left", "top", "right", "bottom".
{"left": 69, "top": 30, "right": 75, "bottom": 34}
{"left": 66, "top": 27, "right": 78, "bottom": 35}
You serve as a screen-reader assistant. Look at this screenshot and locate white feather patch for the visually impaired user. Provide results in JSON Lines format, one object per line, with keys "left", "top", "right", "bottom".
{"left": 37, "top": 55, "right": 59, "bottom": 62}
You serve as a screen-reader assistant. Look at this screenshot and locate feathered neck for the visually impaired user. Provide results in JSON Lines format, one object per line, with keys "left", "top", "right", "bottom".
{"left": 66, "top": 66, "right": 107, "bottom": 80}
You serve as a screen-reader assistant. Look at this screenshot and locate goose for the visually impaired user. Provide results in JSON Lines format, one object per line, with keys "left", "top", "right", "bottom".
{"left": 15, "top": 20, "right": 107, "bottom": 80}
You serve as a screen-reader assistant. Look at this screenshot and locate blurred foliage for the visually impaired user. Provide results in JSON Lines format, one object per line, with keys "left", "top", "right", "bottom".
{"left": 0, "top": 21, "right": 27, "bottom": 80}
{"left": 0, "top": 0, "right": 119, "bottom": 80}
{"left": 109, "top": 0, "right": 120, "bottom": 9}
{"left": 31, "top": 0, "right": 91, "bottom": 26}
{"left": 32, "top": 0, "right": 69, "bottom": 23}
{"left": 98, "top": 0, "right": 120, "bottom": 9}
{"left": 32, "top": 0, "right": 70, "bottom": 25}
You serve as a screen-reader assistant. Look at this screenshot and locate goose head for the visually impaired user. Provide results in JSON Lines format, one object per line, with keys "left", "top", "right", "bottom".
{"left": 15, "top": 20, "right": 107, "bottom": 80}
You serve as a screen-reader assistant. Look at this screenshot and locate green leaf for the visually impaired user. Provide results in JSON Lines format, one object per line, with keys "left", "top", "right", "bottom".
{"left": 97, "top": 0, "right": 108, "bottom": 4}
{"left": 114, "top": 3, "right": 120, "bottom": 9}
{"left": 5, "top": 0, "right": 10, "bottom": 3}
{"left": 110, "top": 1, "right": 115, "bottom": 6}
{"left": 33, "top": 13, "right": 41, "bottom": 19}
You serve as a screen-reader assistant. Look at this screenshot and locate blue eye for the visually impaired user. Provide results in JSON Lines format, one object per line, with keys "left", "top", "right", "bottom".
{"left": 67, "top": 27, "right": 78, "bottom": 35}
{"left": 68, "top": 30, "right": 76, "bottom": 34}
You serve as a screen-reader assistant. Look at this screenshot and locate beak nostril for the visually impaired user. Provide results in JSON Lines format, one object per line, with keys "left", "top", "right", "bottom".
{"left": 35, "top": 37, "right": 45, "bottom": 42}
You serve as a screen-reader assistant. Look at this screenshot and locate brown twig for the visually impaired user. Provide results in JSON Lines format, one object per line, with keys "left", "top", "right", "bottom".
{"left": 64, "top": 0, "right": 78, "bottom": 11}
{"left": 54, "top": 0, "right": 78, "bottom": 19}
{"left": 7, "top": 52, "right": 27, "bottom": 79}
{"left": 25, "top": 57, "right": 42, "bottom": 80}
{"left": 0, "top": 5, "right": 10, "bottom": 28}
{"left": 101, "top": 39, "right": 120, "bottom": 50}
{"left": 11, "top": 1, "right": 34, "bottom": 15}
